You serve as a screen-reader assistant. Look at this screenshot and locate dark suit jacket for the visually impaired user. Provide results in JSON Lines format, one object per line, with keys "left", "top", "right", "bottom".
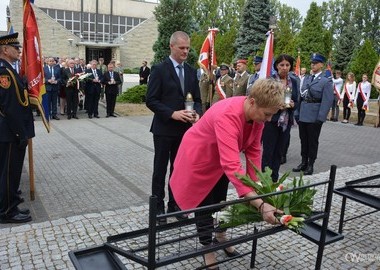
{"left": 62, "top": 68, "right": 78, "bottom": 91}
{"left": 85, "top": 68, "right": 103, "bottom": 95}
{"left": 44, "top": 64, "right": 61, "bottom": 92}
{"left": 139, "top": 66, "right": 150, "bottom": 84}
{"left": 102, "top": 71, "right": 122, "bottom": 94}
{"left": 146, "top": 57, "right": 202, "bottom": 137}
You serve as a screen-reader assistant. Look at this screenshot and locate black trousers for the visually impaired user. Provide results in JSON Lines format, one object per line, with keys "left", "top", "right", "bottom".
{"left": 298, "top": 121, "right": 323, "bottom": 162}
{"left": 331, "top": 95, "right": 340, "bottom": 120}
{"left": 356, "top": 95, "right": 366, "bottom": 124}
{"left": 87, "top": 87, "right": 100, "bottom": 117}
{"left": 105, "top": 89, "right": 117, "bottom": 116}
{"left": 0, "top": 142, "right": 26, "bottom": 218}
{"left": 195, "top": 174, "right": 229, "bottom": 246}
{"left": 342, "top": 95, "right": 351, "bottom": 120}
{"left": 262, "top": 121, "right": 291, "bottom": 181}
{"left": 65, "top": 87, "right": 78, "bottom": 116}
{"left": 152, "top": 135, "right": 182, "bottom": 211}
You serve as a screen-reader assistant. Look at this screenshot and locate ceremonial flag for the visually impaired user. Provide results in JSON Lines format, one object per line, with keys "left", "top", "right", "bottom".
{"left": 259, "top": 31, "right": 274, "bottom": 79}
{"left": 21, "top": 0, "right": 50, "bottom": 132}
{"left": 198, "top": 28, "right": 218, "bottom": 73}
{"left": 372, "top": 58, "right": 380, "bottom": 90}
{"left": 294, "top": 50, "right": 301, "bottom": 77}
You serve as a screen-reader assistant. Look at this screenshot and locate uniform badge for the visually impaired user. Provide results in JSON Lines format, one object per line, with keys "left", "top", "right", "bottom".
{"left": 220, "top": 82, "right": 225, "bottom": 87}
{"left": 0, "top": 75, "right": 11, "bottom": 89}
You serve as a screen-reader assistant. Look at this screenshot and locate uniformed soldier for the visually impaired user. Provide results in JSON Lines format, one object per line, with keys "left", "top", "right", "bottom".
{"left": 211, "top": 64, "right": 233, "bottom": 105}
{"left": 246, "top": 56, "right": 263, "bottom": 94}
{"left": 233, "top": 59, "right": 249, "bottom": 96}
{"left": 198, "top": 66, "right": 210, "bottom": 114}
{"left": 293, "top": 53, "right": 334, "bottom": 175}
{"left": 0, "top": 33, "right": 34, "bottom": 223}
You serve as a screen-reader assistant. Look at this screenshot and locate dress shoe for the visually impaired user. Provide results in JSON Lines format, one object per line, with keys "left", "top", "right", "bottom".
{"left": 88, "top": 115, "right": 93, "bottom": 119}
{"left": 17, "top": 207, "right": 30, "bottom": 215}
{"left": 52, "top": 115, "right": 60, "bottom": 120}
{"left": 106, "top": 115, "right": 110, "bottom": 118}
{"left": 67, "top": 115, "right": 72, "bottom": 120}
{"left": 303, "top": 164, "right": 314, "bottom": 175}
{"left": 292, "top": 162, "right": 308, "bottom": 172}
{"left": 0, "top": 213, "right": 32, "bottom": 224}
{"left": 280, "top": 156, "right": 287, "bottom": 164}
{"left": 16, "top": 189, "right": 22, "bottom": 195}
{"left": 72, "top": 115, "right": 79, "bottom": 119}
{"left": 213, "top": 238, "right": 240, "bottom": 257}
{"left": 94, "top": 115, "right": 100, "bottom": 118}
{"left": 167, "top": 206, "right": 188, "bottom": 221}
{"left": 111, "top": 114, "right": 117, "bottom": 117}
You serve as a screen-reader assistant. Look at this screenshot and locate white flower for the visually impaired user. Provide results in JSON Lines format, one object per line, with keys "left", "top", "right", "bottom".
{"left": 212, "top": 210, "right": 230, "bottom": 224}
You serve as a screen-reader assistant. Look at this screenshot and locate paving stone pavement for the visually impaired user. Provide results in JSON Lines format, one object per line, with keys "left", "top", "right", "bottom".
{"left": 0, "top": 104, "right": 379, "bottom": 269}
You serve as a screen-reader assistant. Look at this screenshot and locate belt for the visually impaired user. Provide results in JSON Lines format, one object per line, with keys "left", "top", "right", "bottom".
{"left": 302, "top": 98, "right": 321, "bottom": 103}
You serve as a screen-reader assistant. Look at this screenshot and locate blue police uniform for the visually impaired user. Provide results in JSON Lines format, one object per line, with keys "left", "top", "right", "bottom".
{"left": 0, "top": 33, "right": 35, "bottom": 223}
{"left": 293, "top": 53, "right": 334, "bottom": 175}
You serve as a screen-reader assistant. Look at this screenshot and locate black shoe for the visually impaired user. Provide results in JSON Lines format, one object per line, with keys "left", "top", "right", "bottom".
{"left": 17, "top": 207, "right": 30, "bottom": 215}
{"left": 72, "top": 115, "right": 79, "bottom": 119}
{"left": 156, "top": 209, "right": 167, "bottom": 225}
{"left": 292, "top": 162, "right": 308, "bottom": 172}
{"left": 0, "top": 213, "right": 32, "bottom": 224}
{"left": 111, "top": 114, "right": 117, "bottom": 117}
{"left": 52, "top": 115, "right": 60, "bottom": 120}
{"left": 280, "top": 156, "right": 286, "bottom": 164}
{"left": 354, "top": 123, "right": 360, "bottom": 126}
{"left": 16, "top": 189, "right": 22, "bottom": 195}
{"left": 303, "top": 165, "right": 314, "bottom": 175}
{"left": 167, "top": 205, "right": 188, "bottom": 221}
{"left": 88, "top": 115, "right": 93, "bottom": 119}
{"left": 213, "top": 238, "right": 240, "bottom": 257}
{"left": 106, "top": 115, "right": 110, "bottom": 118}
{"left": 94, "top": 115, "right": 100, "bottom": 118}
{"left": 67, "top": 115, "right": 72, "bottom": 120}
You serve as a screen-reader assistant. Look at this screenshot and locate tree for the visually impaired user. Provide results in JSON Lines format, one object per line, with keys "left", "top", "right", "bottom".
{"left": 354, "top": 0, "right": 380, "bottom": 47}
{"left": 347, "top": 39, "right": 379, "bottom": 98}
{"left": 152, "top": 0, "right": 196, "bottom": 66}
{"left": 295, "top": 2, "right": 327, "bottom": 65}
{"left": 234, "top": 0, "right": 272, "bottom": 59}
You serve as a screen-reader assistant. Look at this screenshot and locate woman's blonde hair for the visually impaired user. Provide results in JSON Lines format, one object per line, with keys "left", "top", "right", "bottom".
{"left": 248, "top": 78, "right": 284, "bottom": 108}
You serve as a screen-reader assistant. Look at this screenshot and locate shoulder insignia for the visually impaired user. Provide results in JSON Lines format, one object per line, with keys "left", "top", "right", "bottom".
{"left": 0, "top": 75, "right": 11, "bottom": 89}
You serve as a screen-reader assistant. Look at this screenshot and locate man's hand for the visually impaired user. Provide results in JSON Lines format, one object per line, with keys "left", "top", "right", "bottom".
{"left": 171, "top": 110, "right": 198, "bottom": 123}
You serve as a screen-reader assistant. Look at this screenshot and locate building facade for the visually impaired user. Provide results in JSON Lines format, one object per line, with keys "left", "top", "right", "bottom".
{"left": 9, "top": 0, "right": 159, "bottom": 68}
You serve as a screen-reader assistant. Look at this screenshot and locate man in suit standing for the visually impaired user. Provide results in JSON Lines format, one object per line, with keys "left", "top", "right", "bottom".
{"left": 62, "top": 59, "right": 79, "bottom": 119}
{"left": 102, "top": 63, "right": 122, "bottom": 117}
{"left": 44, "top": 57, "right": 61, "bottom": 120}
{"left": 146, "top": 31, "right": 202, "bottom": 222}
{"left": 86, "top": 60, "right": 103, "bottom": 118}
{"left": 293, "top": 53, "right": 334, "bottom": 175}
{"left": 233, "top": 59, "right": 249, "bottom": 96}
{"left": 139, "top": 60, "right": 150, "bottom": 85}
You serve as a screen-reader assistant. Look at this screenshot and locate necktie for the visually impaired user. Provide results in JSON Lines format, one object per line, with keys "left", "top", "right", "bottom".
{"left": 70, "top": 68, "right": 74, "bottom": 75}
{"left": 50, "top": 67, "right": 53, "bottom": 76}
{"left": 93, "top": 70, "right": 97, "bottom": 78}
{"left": 177, "top": 65, "right": 184, "bottom": 92}
{"left": 311, "top": 75, "right": 315, "bottom": 82}
{"left": 110, "top": 71, "right": 113, "bottom": 79}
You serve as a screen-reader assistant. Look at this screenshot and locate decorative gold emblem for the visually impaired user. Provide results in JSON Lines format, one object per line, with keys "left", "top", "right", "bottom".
{"left": 0, "top": 75, "right": 11, "bottom": 89}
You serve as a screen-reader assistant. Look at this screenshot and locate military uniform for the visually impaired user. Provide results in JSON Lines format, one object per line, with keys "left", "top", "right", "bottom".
{"left": 0, "top": 33, "right": 35, "bottom": 223}
{"left": 212, "top": 73, "right": 233, "bottom": 105}
{"left": 233, "top": 71, "right": 249, "bottom": 96}
{"left": 293, "top": 53, "right": 333, "bottom": 175}
{"left": 199, "top": 71, "right": 210, "bottom": 114}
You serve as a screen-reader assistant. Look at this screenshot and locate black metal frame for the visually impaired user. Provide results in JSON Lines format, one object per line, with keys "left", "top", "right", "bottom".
{"left": 334, "top": 174, "right": 380, "bottom": 233}
{"left": 69, "top": 165, "right": 343, "bottom": 270}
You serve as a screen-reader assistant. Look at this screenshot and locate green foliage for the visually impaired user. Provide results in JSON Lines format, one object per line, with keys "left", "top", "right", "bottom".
{"left": 117, "top": 84, "right": 147, "bottom": 104}
{"left": 347, "top": 40, "right": 379, "bottom": 98}
{"left": 295, "top": 2, "right": 327, "bottom": 65}
{"left": 123, "top": 68, "right": 140, "bottom": 74}
{"left": 235, "top": 0, "right": 272, "bottom": 59}
{"left": 152, "top": 0, "right": 194, "bottom": 65}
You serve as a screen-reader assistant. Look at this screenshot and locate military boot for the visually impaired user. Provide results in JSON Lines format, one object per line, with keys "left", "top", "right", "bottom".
{"left": 303, "top": 160, "right": 315, "bottom": 175}
{"left": 292, "top": 158, "right": 308, "bottom": 172}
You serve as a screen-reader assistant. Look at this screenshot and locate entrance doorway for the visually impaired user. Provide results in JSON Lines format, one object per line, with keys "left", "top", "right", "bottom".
{"left": 86, "top": 48, "right": 112, "bottom": 64}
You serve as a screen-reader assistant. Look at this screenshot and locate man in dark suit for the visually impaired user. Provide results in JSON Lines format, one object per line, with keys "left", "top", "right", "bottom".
{"left": 0, "top": 33, "right": 34, "bottom": 223}
{"left": 102, "top": 63, "right": 122, "bottom": 117}
{"left": 62, "top": 59, "right": 79, "bottom": 119}
{"left": 146, "top": 31, "right": 202, "bottom": 221}
{"left": 139, "top": 60, "right": 150, "bottom": 85}
{"left": 44, "top": 57, "right": 61, "bottom": 120}
{"left": 293, "top": 53, "right": 334, "bottom": 175}
{"left": 85, "top": 60, "right": 103, "bottom": 118}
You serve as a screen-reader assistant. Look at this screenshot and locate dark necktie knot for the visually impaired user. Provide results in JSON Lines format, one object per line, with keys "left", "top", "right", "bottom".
{"left": 311, "top": 75, "right": 315, "bottom": 82}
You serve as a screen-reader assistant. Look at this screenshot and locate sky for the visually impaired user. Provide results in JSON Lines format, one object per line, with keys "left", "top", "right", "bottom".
{"left": 0, "top": 0, "right": 327, "bottom": 33}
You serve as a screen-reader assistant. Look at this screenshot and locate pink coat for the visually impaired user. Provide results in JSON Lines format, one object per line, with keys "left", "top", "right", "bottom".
{"left": 170, "top": 96, "right": 263, "bottom": 210}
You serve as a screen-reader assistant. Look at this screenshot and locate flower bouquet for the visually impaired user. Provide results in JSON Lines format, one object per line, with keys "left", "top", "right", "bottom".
{"left": 212, "top": 164, "right": 316, "bottom": 232}
{"left": 67, "top": 73, "right": 92, "bottom": 90}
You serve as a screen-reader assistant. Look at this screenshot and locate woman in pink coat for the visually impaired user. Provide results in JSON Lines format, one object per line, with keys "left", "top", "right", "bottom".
{"left": 170, "top": 79, "right": 284, "bottom": 269}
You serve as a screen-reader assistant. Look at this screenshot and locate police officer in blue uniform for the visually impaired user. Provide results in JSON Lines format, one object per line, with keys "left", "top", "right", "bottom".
{"left": 0, "top": 33, "right": 34, "bottom": 223}
{"left": 246, "top": 56, "right": 263, "bottom": 94}
{"left": 293, "top": 53, "right": 333, "bottom": 175}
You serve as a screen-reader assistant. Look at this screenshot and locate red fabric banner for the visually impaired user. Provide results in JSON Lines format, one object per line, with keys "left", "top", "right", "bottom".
{"left": 198, "top": 28, "right": 218, "bottom": 73}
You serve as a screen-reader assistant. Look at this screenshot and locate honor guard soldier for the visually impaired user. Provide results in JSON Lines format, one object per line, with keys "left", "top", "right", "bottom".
{"left": 211, "top": 63, "right": 233, "bottom": 105}
{"left": 0, "top": 33, "right": 35, "bottom": 223}
{"left": 233, "top": 59, "right": 249, "bottom": 96}
{"left": 293, "top": 53, "right": 333, "bottom": 175}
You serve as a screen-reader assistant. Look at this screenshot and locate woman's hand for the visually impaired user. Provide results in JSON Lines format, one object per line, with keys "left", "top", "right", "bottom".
{"left": 260, "top": 203, "right": 283, "bottom": 225}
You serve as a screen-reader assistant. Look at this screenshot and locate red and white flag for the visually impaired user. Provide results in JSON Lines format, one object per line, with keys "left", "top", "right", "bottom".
{"left": 259, "top": 30, "right": 274, "bottom": 79}
{"left": 198, "top": 28, "right": 218, "bottom": 72}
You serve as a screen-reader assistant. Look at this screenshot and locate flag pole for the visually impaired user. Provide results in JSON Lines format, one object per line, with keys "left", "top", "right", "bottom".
{"left": 28, "top": 138, "right": 35, "bottom": 200}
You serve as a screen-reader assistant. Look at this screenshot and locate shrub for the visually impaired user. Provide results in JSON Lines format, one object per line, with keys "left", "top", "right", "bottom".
{"left": 117, "top": 84, "right": 147, "bottom": 104}
{"left": 123, "top": 67, "right": 140, "bottom": 74}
